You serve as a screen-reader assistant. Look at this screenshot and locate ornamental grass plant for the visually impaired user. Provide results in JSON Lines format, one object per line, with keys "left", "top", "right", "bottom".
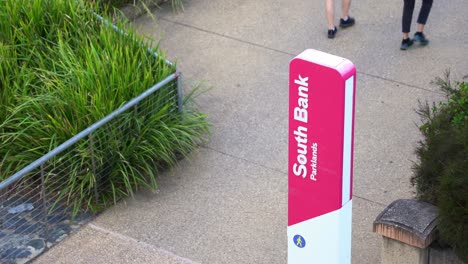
{"left": 0, "top": 0, "right": 209, "bottom": 213}
{"left": 98, "top": 0, "right": 184, "bottom": 12}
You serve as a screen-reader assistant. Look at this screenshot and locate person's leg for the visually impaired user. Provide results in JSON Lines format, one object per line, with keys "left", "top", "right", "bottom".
{"left": 401, "top": 0, "right": 415, "bottom": 50}
{"left": 326, "top": 0, "right": 335, "bottom": 30}
{"left": 339, "top": 0, "right": 355, "bottom": 28}
{"left": 413, "top": 0, "right": 432, "bottom": 45}
{"left": 402, "top": 0, "right": 415, "bottom": 38}
{"left": 417, "top": 23, "right": 425, "bottom": 33}
{"left": 416, "top": 0, "right": 433, "bottom": 32}
{"left": 413, "top": 0, "right": 433, "bottom": 44}
{"left": 341, "top": 0, "right": 352, "bottom": 20}
{"left": 326, "top": 0, "right": 338, "bottom": 38}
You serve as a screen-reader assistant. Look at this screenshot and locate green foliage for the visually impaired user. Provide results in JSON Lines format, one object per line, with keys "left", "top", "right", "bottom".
{"left": 0, "top": 0, "right": 209, "bottom": 213}
{"left": 412, "top": 71, "right": 468, "bottom": 261}
{"left": 437, "top": 160, "right": 468, "bottom": 261}
{"left": 99, "top": 0, "right": 132, "bottom": 8}
{"left": 96, "top": 0, "right": 184, "bottom": 12}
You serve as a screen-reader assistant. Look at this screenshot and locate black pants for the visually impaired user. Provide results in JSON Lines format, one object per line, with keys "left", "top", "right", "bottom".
{"left": 402, "top": 0, "right": 433, "bottom": 33}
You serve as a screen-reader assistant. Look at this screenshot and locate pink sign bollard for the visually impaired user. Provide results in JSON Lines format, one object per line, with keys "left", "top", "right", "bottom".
{"left": 288, "top": 49, "right": 356, "bottom": 264}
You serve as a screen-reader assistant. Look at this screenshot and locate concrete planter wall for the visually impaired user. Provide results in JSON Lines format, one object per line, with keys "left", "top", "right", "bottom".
{"left": 373, "top": 199, "right": 465, "bottom": 264}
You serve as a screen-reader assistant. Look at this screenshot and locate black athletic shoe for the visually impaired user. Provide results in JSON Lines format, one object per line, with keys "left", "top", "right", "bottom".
{"left": 400, "top": 38, "right": 414, "bottom": 50}
{"left": 413, "top": 32, "right": 429, "bottom": 45}
{"left": 339, "top": 16, "right": 355, "bottom": 28}
{"left": 328, "top": 27, "right": 337, "bottom": 39}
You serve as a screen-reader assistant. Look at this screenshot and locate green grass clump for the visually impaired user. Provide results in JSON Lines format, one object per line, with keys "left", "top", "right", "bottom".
{"left": 412, "top": 71, "right": 467, "bottom": 261}
{"left": 97, "top": 0, "right": 184, "bottom": 12}
{"left": 0, "top": 0, "right": 209, "bottom": 213}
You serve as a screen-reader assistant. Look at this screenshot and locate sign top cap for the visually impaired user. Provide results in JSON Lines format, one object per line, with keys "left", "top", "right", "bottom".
{"left": 294, "top": 49, "right": 348, "bottom": 69}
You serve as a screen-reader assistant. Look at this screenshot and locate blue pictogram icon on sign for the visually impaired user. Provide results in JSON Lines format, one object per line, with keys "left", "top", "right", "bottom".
{"left": 293, "top": 235, "right": 306, "bottom": 248}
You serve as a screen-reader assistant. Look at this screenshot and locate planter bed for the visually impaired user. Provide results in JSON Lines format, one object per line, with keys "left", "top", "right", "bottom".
{"left": 0, "top": 0, "right": 209, "bottom": 262}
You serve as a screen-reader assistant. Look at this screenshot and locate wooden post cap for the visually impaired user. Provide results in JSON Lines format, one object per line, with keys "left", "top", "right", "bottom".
{"left": 373, "top": 199, "right": 438, "bottom": 249}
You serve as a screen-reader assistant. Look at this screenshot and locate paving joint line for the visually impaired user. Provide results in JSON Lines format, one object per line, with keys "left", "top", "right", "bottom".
{"left": 88, "top": 223, "right": 201, "bottom": 264}
{"left": 201, "top": 145, "right": 288, "bottom": 175}
{"left": 159, "top": 17, "right": 443, "bottom": 94}
{"left": 159, "top": 16, "right": 419, "bottom": 212}
{"left": 357, "top": 72, "right": 443, "bottom": 94}
{"left": 159, "top": 17, "right": 292, "bottom": 57}
{"left": 352, "top": 195, "right": 387, "bottom": 207}
{"left": 202, "top": 146, "right": 392, "bottom": 207}
{"left": 202, "top": 146, "right": 389, "bottom": 208}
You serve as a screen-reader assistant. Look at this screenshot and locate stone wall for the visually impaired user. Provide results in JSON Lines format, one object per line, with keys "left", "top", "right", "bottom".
{"left": 374, "top": 199, "right": 466, "bottom": 264}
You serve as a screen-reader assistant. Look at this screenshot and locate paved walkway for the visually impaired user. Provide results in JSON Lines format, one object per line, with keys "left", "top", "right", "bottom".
{"left": 33, "top": 1, "right": 468, "bottom": 263}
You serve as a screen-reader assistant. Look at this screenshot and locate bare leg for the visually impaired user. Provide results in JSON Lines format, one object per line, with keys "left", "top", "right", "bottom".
{"left": 403, "top": 32, "right": 410, "bottom": 39}
{"left": 417, "top": 23, "right": 425, "bottom": 33}
{"left": 341, "top": 0, "right": 352, "bottom": 20}
{"left": 326, "top": 0, "right": 335, "bottom": 29}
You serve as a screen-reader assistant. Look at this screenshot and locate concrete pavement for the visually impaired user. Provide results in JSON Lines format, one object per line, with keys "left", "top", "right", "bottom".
{"left": 33, "top": 0, "right": 468, "bottom": 263}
